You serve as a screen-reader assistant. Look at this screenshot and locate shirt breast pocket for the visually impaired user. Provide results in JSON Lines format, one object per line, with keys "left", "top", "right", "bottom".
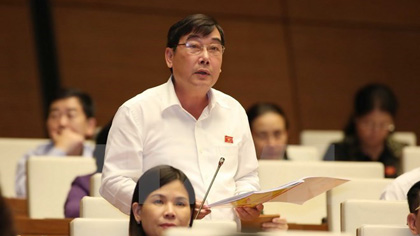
{"left": 217, "top": 145, "right": 239, "bottom": 177}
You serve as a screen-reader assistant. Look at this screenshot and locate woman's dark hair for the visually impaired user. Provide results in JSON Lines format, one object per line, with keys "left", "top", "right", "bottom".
{"left": 247, "top": 102, "right": 289, "bottom": 130}
{"left": 407, "top": 181, "right": 420, "bottom": 213}
{"left": 129, "top": 165, "right": 196, "bottom": 236}
{"left": 344, "top": 83, "right": 398, "bottom": 136}
{"left": 49, "top": 88, "right": 95, "bottom": 118}
{"left": 167, "top": 14, "right": 225, "bottom": 50}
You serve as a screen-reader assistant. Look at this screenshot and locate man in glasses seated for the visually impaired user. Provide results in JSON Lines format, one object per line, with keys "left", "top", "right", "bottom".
{"left": 15, "top": 88, "right": 96, "bottom": 198}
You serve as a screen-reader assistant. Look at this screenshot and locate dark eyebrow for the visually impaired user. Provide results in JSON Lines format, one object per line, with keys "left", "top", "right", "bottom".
{"left": 175, "top": 196, "right": 189, "bottom": 202}
{"left": 211, "top": 38, "right": 222, "bottom": 44}
{"left": 185, "top": 34, "right": 222, "bottom": 44}
{"left": 149, "top": 193, "right": 189, "bottom": 202}
{"left": 66, "top": 108, "right": 78, "bottom": 113}
{"left": 149, "top": 193, "right": 166, "bottom": 199}
{"left": 49, "top": 108, "right": 79, "bottom": 114}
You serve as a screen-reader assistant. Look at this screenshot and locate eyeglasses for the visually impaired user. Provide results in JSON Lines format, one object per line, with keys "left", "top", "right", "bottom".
{"left": 177, "top": 41, "right": 225, "bottom": 56}
{"left": 415, "top": 206, "right": 420, "bottom": 212}
{"left": 359, "top": 120, "right": 395, "bottom": 132}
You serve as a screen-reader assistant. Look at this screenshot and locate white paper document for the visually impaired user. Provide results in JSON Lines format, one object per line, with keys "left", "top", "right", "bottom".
{"left": 208, "top": 176, "right": 348, "bottom": 208}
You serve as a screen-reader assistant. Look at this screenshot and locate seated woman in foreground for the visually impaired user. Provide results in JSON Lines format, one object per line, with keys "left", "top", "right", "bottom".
{"left": 129, "top": 165, "right": 195, "bottom": 236}
{"left": 129, "top": 165, "right": 288, "bottom": 236}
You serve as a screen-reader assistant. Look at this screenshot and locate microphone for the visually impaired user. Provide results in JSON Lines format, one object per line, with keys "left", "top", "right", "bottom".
{"left": 195, "top": 157, "right": 225, "bottom": 219}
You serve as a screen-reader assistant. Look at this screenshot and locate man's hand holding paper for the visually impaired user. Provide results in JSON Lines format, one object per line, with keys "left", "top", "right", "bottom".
{"left": 235, "top": 203, "right": 264, "bottom": 221}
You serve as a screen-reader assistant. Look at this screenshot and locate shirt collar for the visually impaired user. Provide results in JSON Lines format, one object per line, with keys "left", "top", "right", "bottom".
{"left": 207, "top": 88, "right": 229, "bottom": 110}
{"left": 162, "top": 75, "right": 230, "bottom": 112}
{"left": 46, "top": 141, "right": 94, "bottom": 157}
{"left": 162, "top": 76, "right": 181, "bottom": 110}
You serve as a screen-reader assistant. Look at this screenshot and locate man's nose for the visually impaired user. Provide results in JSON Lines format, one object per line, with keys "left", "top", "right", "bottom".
{"left": 58, "top": 115, "right": 69, "bottom": 127}
{"left": 199, "top": 48, "right": 210, "bottom": 65}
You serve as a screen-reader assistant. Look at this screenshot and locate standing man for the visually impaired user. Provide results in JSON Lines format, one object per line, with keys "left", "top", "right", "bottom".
{"left": 16, "top": 88, "right": 96, "bottom": 198}
{"left": 100, "top": 14, "right": 262, "bottom": 221}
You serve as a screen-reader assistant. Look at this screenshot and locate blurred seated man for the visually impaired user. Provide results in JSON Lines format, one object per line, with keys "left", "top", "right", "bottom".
{"left": 64, "top": 121, "right": 111, "bottom": 218}
{"left": 247, "top": 102, "right": 289, "bottom": 159}
{"left": 323, "top": 83, "right": 407, "bottom": 178}
{"left": 15, "top": 88, "right": 96, "bottom": 198}
{"left": 406, "top": 181, "right": 420, "bottom": 235}
{"left": 381, "top": 167, "right": 420, "bottom": 200}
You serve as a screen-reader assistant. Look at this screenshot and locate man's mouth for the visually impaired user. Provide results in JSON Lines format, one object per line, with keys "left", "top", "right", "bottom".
{"left": 195, "top": 70, "right": 210, "bottom": 75}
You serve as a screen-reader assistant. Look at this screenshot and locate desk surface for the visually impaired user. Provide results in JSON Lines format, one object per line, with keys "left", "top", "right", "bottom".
{"left": 6, "top": 197, "right": 27, "bottom": 217}
{"left": 15, "top": 217, "right": 72, "bottom": 236}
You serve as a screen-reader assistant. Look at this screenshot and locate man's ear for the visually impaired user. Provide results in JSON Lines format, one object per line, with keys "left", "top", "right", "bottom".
{"left": 165, "top": 47, "right": 174, "bottom": 69}
{"left": 132, "top": 202, "right": 142, "bottom": 223}
{"left": 407, "top": 213, "right": 419, "bottom": 235}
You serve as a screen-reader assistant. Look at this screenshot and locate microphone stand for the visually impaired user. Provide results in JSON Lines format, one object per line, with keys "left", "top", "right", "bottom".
{"left": 194, "top": 157, "right": 225, "bottom": 220}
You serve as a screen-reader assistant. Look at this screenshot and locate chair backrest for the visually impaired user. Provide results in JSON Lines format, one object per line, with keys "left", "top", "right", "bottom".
{"left": 402, "top": 146, "right": 420, "bottom": 173}
{"left": 287, "top": 145, "right": 320, "bottom": 161}
{"left": 161, "top": 220, "right": 237, "bottom": 236}
{"left": 27, "top": 156, "right": 96, "bottom": 218}
{"left": 73, "top": 218, "right": 235, "bottom": 236}
{"left": 260, "top": 232, "right": 352, "bottom": 236}
{"left": 163, "top": 228, "right": 227, "bottom": 236}
{"left": 192, "top": 220, "right": 237, "bottom": 231}
{"left": 356, "top": 224, "right": 412, "bottom": 236}
{"left": 0, "top": 138, "right": 48, "bottom": 197}
{"left": 70, "top": 218, "right": 128, "bottom": 236}
{"left": 258, "top": 160, "right": 384, "bottom": 224}
{"left": 300, "top": 130, "right": 417, "bottom": 159}
{"left": 163, "top": 227, "right": 351, "bottom": 236}
{"left": 300, "top": 130, "right": 343, "bottom": 159}
{"left": 341, "top": 199, "right": 408, "bottom": 236}
{"left": 327, "top": 178, "right": 394, "bottom": 232}
{"left": 80, "top": 196, "right": 128, "bottom": 219}
{"left": 166, "top": 228, "right": 351, "bottom": 236}
{"left": 391, "top": 132, "right": 417, "bottom": 146}
{"left": 89, "top": 173, "right": 102, "bottom": 197}
{"left": 258, "top": 160, "right": 384, "bottom": 188}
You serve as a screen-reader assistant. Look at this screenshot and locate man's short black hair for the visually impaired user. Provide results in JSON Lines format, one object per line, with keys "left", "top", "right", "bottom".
{"left": 166, "top": 14, "right": 225, "bottom": 50}
{"left": 50, "top": 88, "right": 95, "bottom": 118}
{"left": 407, "top": 181, "right": 420, "bottom": 213}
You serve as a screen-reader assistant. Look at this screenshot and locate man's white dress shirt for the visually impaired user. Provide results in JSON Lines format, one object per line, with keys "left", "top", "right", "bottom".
{"left": 100, "top": 78, "right": 260, "bottom": 220}
{"left": 381, "top": 167, "right": 420, "bottom": 200}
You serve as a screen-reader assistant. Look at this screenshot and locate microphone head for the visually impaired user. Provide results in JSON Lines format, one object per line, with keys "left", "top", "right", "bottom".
{"left": 218, "top": 157, "right": 225, "bottom": 167}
